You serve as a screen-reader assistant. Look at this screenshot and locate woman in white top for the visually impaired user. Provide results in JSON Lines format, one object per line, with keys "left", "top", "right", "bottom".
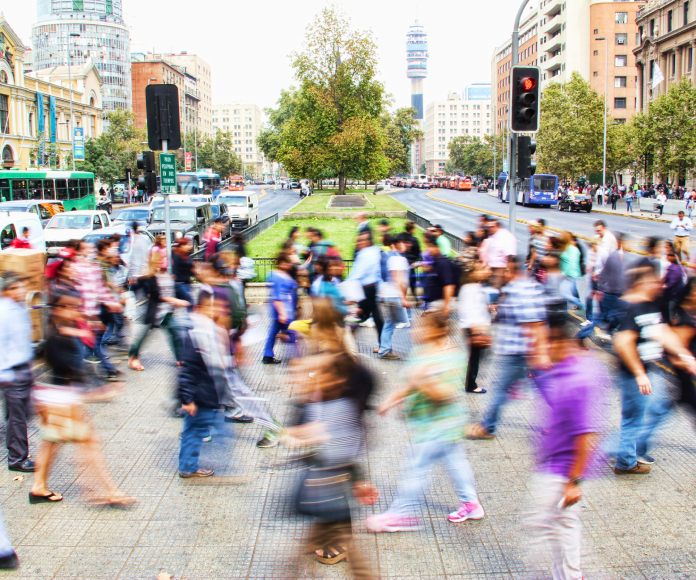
{"left": 458, "top": 261, "right": 492, "bottom": 393}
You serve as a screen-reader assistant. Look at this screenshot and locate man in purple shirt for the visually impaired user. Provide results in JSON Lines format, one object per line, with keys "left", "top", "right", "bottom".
{"left": 527, "top": 311, "right": 604, "bottom": 580}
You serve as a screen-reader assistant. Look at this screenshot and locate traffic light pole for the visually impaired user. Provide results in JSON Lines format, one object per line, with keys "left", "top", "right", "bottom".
{"left": 507, "top": 0, "right": 531, "bottom": 240}
{"left": 162, "top": 139, "right": 173, "bottom": 271}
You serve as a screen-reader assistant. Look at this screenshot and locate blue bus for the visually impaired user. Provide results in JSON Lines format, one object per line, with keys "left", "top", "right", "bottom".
{"left": 176, "top": 171, "right": 222, "bottom": 197}
{"left": 500, "top": 173, "right": 559, "bottom": 207}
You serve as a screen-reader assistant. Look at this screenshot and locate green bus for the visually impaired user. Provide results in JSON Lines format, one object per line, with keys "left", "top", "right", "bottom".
{"left": 0, "top": 170, "right": 96, "bottom": 211}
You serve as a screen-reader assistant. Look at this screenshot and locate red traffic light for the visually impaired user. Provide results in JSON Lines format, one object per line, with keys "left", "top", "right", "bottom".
{"left": 520, "top": 77, "right": 537, "bottom": 91}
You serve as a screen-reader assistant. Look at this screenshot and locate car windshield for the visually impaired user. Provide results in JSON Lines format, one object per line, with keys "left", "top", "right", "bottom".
{"left": 47, "top": 214, "right": 91, "bottom": 229}
{"left": 0, "top": 203, "right": 28, "bottom": 212}
{"left": 115, "top": 209, "right": 149, "bottom": 221}
{"left": 151, "top": 207, "right": 196, "bottom": 222}
{"left": 219, "top": 195, "right": 247, "bottom": 207}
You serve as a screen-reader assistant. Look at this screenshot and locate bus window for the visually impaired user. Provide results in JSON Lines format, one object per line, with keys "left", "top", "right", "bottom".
{"left": 55, "top": 179, "right": 68, "bottom": 200}
{"left": 0, "top": 179, "right": 9, "bottom": 202}
{"left": 68, "top": 179, "right": 80, "bottom": 199}
{"left": 12, "top": 179, "right": 28, "bottom": 200}
{"left": 29, "top": 179, "right": 44, "bottom": 200}
{"left": 533, "top": 176, "right": 557, "bottom": 192}
{"left": 79, "top": 179, "right": 92, "bottom": 196}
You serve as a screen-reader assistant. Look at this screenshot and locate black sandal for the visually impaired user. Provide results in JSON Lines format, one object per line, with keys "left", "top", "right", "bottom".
{"left": 315, "top": 545, "right": 348, "bottom": 565}
{"left": 29, "top": 491, "right": 63, "bottom": 504}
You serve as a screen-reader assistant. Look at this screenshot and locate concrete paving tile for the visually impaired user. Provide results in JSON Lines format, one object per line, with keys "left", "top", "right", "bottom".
{"left": 5, "top": 546, "right": 73, "bottom": 578}
{"left": 20, "top": 517, "right": 93, "bottom": 547}
{"left": 55, "top": 546, "right": 132, "bottom": 578}
{"left": 81, "top": 519, "right": 148, "bottom": 547}
{"left": 183, "top": 545, "right": 255, "bottom": 578}
{"left": 138, "top": 520, "right": 202, "bottom": 547}
{"left": 120, "top": 546, "right": 194, "bottom": 578}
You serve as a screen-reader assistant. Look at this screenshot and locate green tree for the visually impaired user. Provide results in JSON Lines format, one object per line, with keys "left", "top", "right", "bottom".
{"left": 381, "top": 107, "right": 422, "bottom": 176}
{"left": 536, "top": 73, "right": 606, "bottom": 179}
{"left": 631, "top": 79, "right": 696, "bottom": 183}
{"left": 264, "top": 8, "right": 388, "bottom": 193}
{"left": 197, "top": 130, "right": 242, "bottom": 178}
{"left": 78, "top": 110, "right": 145, "bottom": 185}
{"left": 446, "top": 135, "right": 497, "bottom": 177}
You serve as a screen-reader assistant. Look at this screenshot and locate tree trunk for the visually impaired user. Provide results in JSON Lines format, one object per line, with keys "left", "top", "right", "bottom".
{"left": 338, "top": 174, "right": 347, "bottom": 195}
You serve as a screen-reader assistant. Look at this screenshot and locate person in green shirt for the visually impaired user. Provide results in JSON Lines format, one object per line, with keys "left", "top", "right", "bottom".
{"left": 559, "top": 231, "right": 584, "bottom": 311}
{"left": 431, "top": 225, "right": 454, "bottom": 258}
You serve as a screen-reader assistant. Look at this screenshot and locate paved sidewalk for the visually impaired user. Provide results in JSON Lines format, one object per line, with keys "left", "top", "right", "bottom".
{"left": 1, "top": 308, "right": 696, "bottom": 578}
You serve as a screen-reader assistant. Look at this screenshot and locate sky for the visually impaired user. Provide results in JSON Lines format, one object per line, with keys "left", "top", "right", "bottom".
{"left": 3, "top": 0, "right": 529, "bottom": 111}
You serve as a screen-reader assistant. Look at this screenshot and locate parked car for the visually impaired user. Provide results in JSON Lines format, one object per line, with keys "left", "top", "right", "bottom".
{"left": 146, "top": 202, "right": 213, "bottom": 253}
{"left": 0, "top": 212, "right": 46, "bottom": 252}
{"left": 477, "top": 182, "right": 489, "bottom": 192}
{"left": 210, "top": 202, "right": 232, "bottom": 238}
{"left": 288, "top": 180, "right": 300, "bottom": 189}
{"left": 558, "top": 191, "right": 593, "bottom": 213}
{"left": 217, "top": 191, "right": 259, "bottom": 228}
{"left": 44, "top": 210, "right": 122, "bottom": 256}
{"left": 112, "top": 207, "right": 151, "bottom": 229}
{"left": 0, "top": 200, "right": 65, "bottom": 228}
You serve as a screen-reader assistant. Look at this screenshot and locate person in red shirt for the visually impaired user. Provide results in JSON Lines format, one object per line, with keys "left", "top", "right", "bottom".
{"left": 9, "top": 227, "right": 31, "bottom": 249}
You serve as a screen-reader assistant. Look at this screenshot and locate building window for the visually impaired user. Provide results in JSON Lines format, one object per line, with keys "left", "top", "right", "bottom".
{"left": 671, "top": 52, "right": 677, "bottom": 75}
{"left": 614, "top": 76, "right": 627, "bottom": 88}
{"left": 105, "top": 0, "right": 113, "bottom": 14}
{"left": 685, "top": 1, "right": 690, "bottom": 25}
{"left": 593, "top": 50, "right": 599, "bottom": 56}
{"left": 593, "top": 28, "right": 599, "bottom": 35}
{"left": 689, "top": 47, "right": 694, "bottom": 71}
{"left": 615, "top": 12, "right": 628, "bottom": 24}
{"left": 615, "top": 33, "right": 627, "bottom": 45}
{"left": 614, "top": 97, "right": 627, "bottom": 109}
{"left": 615, "top": 55, "right": 628, "bottom": 67}
{"left": 0, "top": 95, "right": 8, "bottom": 134}
{"left": 667, "top": 10, "right": 673, "bottom": 31}
{"left": 593, "top": 71, "right": 599, "bottom": 77}
{"left": 650, "top": 18, "right": 655, "bottom": 36}
{"left": 73, "top": 0, "right": 84, "bottom": 10}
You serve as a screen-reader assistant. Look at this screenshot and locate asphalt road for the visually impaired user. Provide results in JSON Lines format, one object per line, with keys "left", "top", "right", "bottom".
{"left": 394, "top": 187, "right": 683, "bottom": 252}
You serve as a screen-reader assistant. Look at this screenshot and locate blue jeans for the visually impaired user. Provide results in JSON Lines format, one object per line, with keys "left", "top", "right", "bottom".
{"left": 576, "top": 292, "right": 624, "bottom": 339}
{"left": 378, "top": 298, "right": 407, "bottom": 356}
{"left": 482, "top": 354, "right": 529, "bottom": 434}
{"left": 263, "top": 318, "right": 296, "bottom": 358}
{"left": 102, "top": 312, "right": 125, "bottom": 345}
{"left": 615, "top": 367, "right": 672, "bottom": 470}
{"left": 386, "top": 439, "right": 478, "bottom": 516}
{"left": 88, "top": 331, "right": 116, "bottom": 374}
{"left": 178, "top": 407, "right": 225, "bottom": 473}
{"left": 626, "top": 199, "right": 633, "bottom": 213}
{"left": 0, "top": 510, "right": 13, "bottom": 557}
{"left": 559, "top": 277, "right": 584, "bottom": 310}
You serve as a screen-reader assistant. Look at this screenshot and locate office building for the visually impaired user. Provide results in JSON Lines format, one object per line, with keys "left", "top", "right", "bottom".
{"left": 423, "top": 90, "right": 492, "bottom": 176}
{"left": 634, "top": 0, "right": 695, "bottom": 112}
{"left": 31, "top": 0, "right": 131, "bottom": 114}
{"left": 212, "top": 103, "right": 265, "bottom": 178}
{"left": 1, "top": 17, "right": 103, "bottom": 170}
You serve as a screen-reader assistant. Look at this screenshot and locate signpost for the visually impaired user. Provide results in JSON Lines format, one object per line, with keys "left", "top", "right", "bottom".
{"left": 159, "top": 152, "right": 177, "bottom": 193}
{"left": 73, "top": 127, "right": 85, "bottom": 162}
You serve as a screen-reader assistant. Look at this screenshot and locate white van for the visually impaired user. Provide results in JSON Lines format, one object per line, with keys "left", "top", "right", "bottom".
{"left": 0, "top": 212, "right": 46, "bottom": 252}
{"left": 217, "top": 190, "right": 259, "bottom": 228}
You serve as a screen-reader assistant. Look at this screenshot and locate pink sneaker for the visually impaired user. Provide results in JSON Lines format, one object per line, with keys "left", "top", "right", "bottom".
{"left": 365, "top": 513, "right": 422, "bottom": 533}
{"left": 447, "top": 501, "right": 485, "bottom": 523}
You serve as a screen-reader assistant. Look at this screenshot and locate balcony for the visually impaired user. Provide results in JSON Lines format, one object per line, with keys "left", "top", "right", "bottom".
{"left": 543, "top": 0, "right": 562, "bottom": 18}
{"left": 542, "top": 16, "right": 563, "bottom": 36}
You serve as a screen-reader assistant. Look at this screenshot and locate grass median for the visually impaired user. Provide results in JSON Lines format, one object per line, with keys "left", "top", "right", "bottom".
{"left": 248, "top": 216, "right": 413, "bottom": 258}
{"left": 287, "top": 189, "right": 407, "bottom": 214}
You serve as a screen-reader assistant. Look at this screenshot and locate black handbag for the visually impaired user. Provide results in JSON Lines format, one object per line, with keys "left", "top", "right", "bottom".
{"left": 295, "top": 462, "right": 353, "bottom": 522}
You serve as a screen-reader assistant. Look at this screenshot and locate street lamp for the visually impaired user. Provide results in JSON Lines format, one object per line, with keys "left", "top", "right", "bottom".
{"left": 596, "top": 36, "right": 609, "bottom": 197}
{"left": 66, "top": 32, "right": 80, "bottom": 171}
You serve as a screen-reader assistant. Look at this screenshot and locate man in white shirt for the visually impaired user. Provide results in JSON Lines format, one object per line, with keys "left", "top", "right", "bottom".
{"left": 592, "top": 220, "right": 618, "bottom": 279}
{"left": 656, "top": 191, "right": 667, "bottom": 216}
{"left": 377, "top": 236, "right": 410, "bottom": 360}
{"left": 670, "top": 210, "right": 693, "bottom": 263}
{"left": 480, "top": 219, "right": 516, "bottom": 288}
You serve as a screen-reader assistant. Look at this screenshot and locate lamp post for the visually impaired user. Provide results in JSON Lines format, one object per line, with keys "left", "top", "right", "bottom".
{"left": 66, "top": 32, "right": 80, "bottom": 171}
{"left": 596, "top": 36, "right": 609, "bottom": 197}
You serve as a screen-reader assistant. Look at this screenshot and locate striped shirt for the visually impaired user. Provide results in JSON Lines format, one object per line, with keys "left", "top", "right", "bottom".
{"left": 494, "top": 277, "right": 547, "bottom": 356}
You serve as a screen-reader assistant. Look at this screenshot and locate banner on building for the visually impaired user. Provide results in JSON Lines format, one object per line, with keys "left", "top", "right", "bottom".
{"left": 36, "top": 92, "right": 45, "bottom": 165}
{"left": 185, "top": 151, "right": 192, "bottom": 171}
{"left": 49, "top": 96, "right": 57, "bottom": 144}
{"left": 73, "top": 127, "right": 85, "bottom": 161}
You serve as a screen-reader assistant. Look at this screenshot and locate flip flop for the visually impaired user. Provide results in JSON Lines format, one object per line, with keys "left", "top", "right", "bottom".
{"left": 465, "top": 424, "right": 495, "bottom": 440}
{"left": 29, "top": 491, "right": 63, "bottom": 504}
{"left": 315, "top": 545, "right": 348, "bottom": 565}
{"left": 90, "top": 495, "right": 136, "bottom": 508}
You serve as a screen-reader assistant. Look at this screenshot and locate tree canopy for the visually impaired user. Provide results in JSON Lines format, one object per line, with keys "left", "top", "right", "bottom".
{"left": 196, "top": 130, "right": 242, "bottom": 178}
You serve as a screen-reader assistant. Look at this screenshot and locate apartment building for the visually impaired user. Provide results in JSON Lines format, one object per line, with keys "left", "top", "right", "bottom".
{"left": 634, "top": 0, "right": 695, "bottom": 111}
{"left": 130, "top": 59, "right": 186, "bottom": 133}
{"left": 212, "top": 103, "right": 265, "bottom": 178}
{"left": 423, "top": 89, "right": 492, "bottom": 176}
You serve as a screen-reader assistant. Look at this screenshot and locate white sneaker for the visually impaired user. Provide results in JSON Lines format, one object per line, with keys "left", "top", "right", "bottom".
{"left": 396, "top": 322, "right": 411, "bottom": 329}
{"left": 359, "top": 318, "right": 375, "bottom": 328}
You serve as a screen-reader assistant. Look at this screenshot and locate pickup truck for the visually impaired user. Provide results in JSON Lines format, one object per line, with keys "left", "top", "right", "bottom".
{"left": 146, "top": 202, "right": 213, "bottom": 253}
{"left": 44, "top": 210, "right": 125, "bottom": 256}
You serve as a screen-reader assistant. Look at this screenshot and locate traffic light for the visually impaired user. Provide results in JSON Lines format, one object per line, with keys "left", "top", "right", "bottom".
{"left": 510, "top": 66, "right": 540, "bottom": 133}
{"left": 517, "top": 136, "right": 537, "bottom": 179}
{"left": 137, "top": 151, "right": 157, "bottom": 194}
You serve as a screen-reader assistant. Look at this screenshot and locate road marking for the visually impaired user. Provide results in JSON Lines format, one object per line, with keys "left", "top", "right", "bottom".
{"left": 425, "top": 190, "right": 649, "bottom": 256}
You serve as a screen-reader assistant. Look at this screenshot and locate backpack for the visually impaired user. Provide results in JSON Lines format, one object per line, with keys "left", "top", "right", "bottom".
{"left": 380, "top": 250, "right": 392, "bottom": 283}
{"left": 227, "top": 281, "right": 248, "bottom": 334}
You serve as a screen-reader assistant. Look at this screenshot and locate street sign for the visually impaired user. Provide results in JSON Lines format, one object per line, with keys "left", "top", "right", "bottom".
{"left": 185, "top": 151, "right": 192, "bottom": 171}
{"left": 159, "top": 152, "right": 177, "bottom": 194}
{"left": 73, "top": 127, "right": 85, "bottom": 161}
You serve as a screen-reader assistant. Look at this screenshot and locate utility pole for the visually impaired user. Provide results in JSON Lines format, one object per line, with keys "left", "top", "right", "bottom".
{"left": 66, "top": 32, "right": 80, "bottom": 171}
{"left": 596, "top": 36, "right": 609, "bottom": 198}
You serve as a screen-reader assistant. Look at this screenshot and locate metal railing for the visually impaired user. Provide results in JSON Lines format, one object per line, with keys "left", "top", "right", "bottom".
{"left": 406, "top": 210, "right": 465, "bottom": 252}
{"left": 191, "top": 212, "right": 279, "bottom": 261}
{"left": 250, "top": 258, "right": 356, "bottom": 283}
